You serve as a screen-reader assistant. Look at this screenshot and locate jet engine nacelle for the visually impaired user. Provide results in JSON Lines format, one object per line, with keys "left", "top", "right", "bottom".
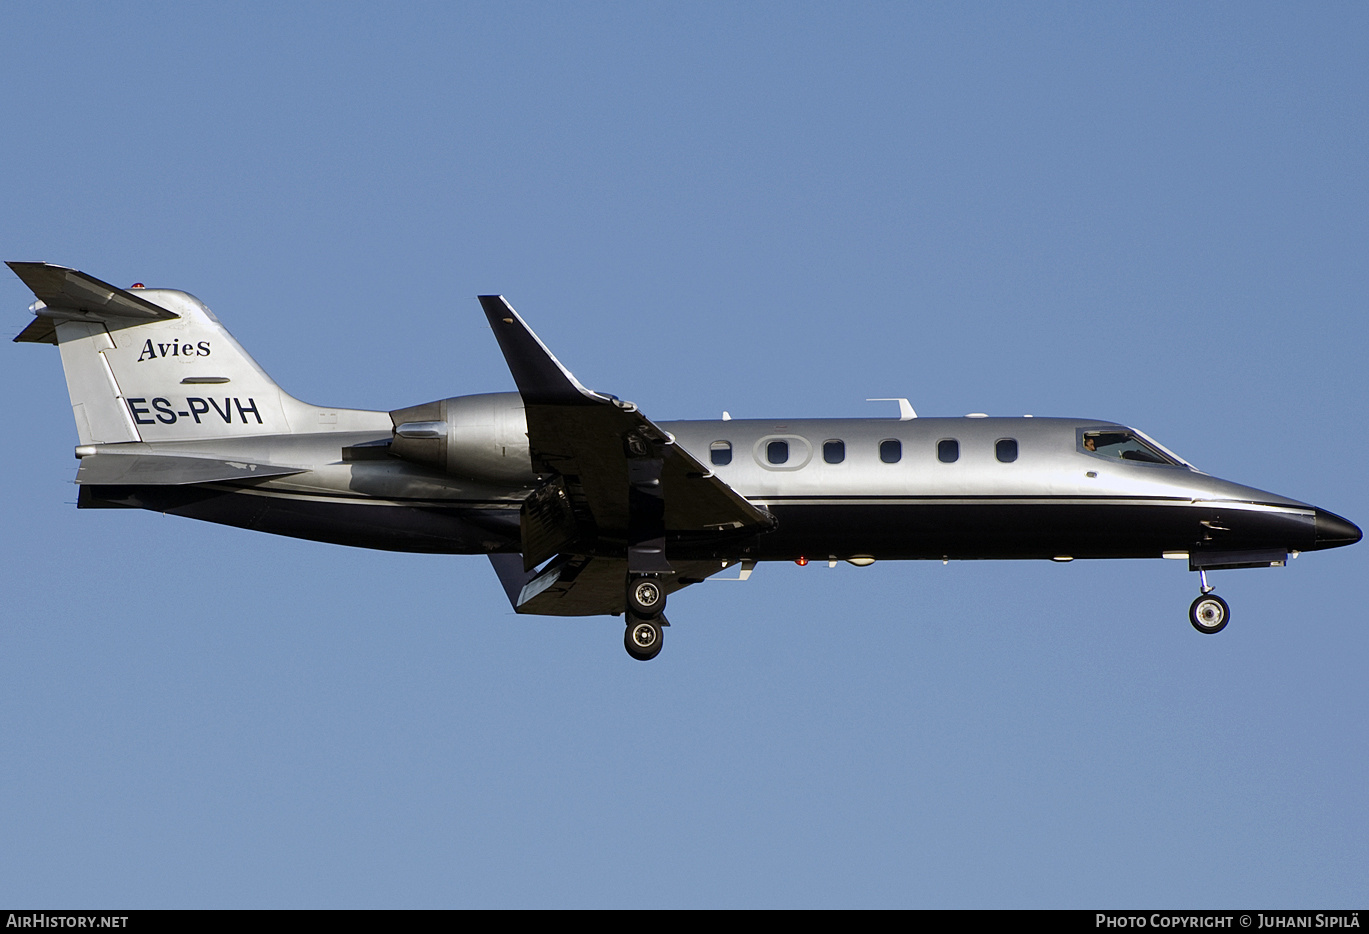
{"left": 389, "top": 391, "right": 535, "bottom": 485}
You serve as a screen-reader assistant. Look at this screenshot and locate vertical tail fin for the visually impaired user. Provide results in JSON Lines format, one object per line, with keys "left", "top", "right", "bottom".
{"left": 12, "top": 262, "right": 309, "bottom": 443}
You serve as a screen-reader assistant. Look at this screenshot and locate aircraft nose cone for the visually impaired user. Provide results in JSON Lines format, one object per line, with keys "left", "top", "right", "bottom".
{"left": 1314, "top": 509, "right": 1362, "bottom": 549}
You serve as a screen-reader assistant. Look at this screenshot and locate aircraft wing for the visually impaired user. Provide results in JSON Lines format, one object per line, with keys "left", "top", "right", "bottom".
{"left": 478, "top": 295, "right": 774, "bottom": 576}
{"left": 10, "top": 262, "right": 178, "bottom": 343}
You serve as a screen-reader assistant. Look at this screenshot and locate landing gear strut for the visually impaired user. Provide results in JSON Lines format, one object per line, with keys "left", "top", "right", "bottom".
{"left": 1189, "top": 569, "right": 1230, "bottom": 634}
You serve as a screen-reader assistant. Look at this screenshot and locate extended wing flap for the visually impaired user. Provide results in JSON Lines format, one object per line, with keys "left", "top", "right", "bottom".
{"left": 75, "top": 453, "right": 306, "bottom": 486}
{"left": 488, "top": 552, "right": 727, "bottom": 617}
{"left": 519, "top": 475, "right": 580, "bottom": 569}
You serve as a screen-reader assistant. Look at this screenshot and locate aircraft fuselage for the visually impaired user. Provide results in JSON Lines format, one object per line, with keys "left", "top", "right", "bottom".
{"left": 77, "top": 413, "right": 1353, "bottom": 568}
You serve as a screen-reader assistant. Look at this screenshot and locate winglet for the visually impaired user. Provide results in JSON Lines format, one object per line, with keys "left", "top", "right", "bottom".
{"left": 477, "top": 295, "right": 601, "bottom": 405}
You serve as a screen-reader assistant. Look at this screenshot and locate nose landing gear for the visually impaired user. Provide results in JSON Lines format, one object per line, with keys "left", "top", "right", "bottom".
{"left": 1189, "top": 568, "right": 1230, "bottom": 634}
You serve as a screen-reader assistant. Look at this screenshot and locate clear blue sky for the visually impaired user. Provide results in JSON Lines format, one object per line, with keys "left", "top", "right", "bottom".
{"left": 1, "top": 3, "right": 1364, "bottom": 908}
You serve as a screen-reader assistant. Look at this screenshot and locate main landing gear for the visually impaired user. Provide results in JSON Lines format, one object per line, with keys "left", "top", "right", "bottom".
{"left": 1189, "top": 569, "right": 1230, "bottom": 635}
{"left": 627, "top": 575, "right": 666, "bottom": 617}
{"left": 624, "top": 574, "right": 667, "bottom": 661}
{"left": 625, "top": 616, "right": 665, "bottom": 661}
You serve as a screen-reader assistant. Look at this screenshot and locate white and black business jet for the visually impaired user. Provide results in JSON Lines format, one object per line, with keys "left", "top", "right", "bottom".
{"left": 13, "top": 263, "right": 1360, "bottom": 660}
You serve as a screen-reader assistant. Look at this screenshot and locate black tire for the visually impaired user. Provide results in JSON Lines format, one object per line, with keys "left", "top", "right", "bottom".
{"left": 1189, "top": 594, "right": 1230, "bottom": 634}
{"left": 627, "top": 576, "right": 666, "bottom": 617}
{"left": 625, "top": 618, "right": 663, "bottom": 661}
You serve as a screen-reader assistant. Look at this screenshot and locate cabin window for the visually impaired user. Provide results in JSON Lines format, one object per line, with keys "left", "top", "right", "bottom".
{"left": 996, "top": 438, "right": 1018, "bottom": 463}
{"left": 879, "top": 439, "right": 902, "bottom": 464}
{"left": 755, "top": 435, "right": 813, "bottom": 471}
{"left": 1080, "top": 430, "right": 1178, "bottom": 466}
{"left": 938, "top": 439, "right": 959, "bottom": 463}
{"left": 710, "top": 441, "right": 732, "bottom": 466}
{"left": 823, "top": 440, "right": 845, "bottom": 464}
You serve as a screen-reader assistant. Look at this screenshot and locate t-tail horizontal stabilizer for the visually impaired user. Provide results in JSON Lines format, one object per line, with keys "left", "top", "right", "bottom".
{"left": 11, "top": 262, "right": 178, "bottom": 344}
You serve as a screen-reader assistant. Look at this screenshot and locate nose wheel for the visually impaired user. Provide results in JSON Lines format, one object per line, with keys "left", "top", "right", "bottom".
{"left": 1189, "top": 569, "right": 1229, "bottom": 634}
{"left": 1189, "top": 593, "right": 1230, "bottom": 634}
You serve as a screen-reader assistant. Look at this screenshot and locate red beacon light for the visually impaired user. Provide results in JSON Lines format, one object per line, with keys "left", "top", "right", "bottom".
{"left": 129, "top": 283, "right": 145, "bottom": 289}
{"left": 795, "top": 556, "right": 808, "bottom": 566}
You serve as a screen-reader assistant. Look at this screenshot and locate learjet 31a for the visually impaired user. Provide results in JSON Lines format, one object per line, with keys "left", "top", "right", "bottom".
{"left": 13, "top": 263, "right": 1361, "bottom": 660}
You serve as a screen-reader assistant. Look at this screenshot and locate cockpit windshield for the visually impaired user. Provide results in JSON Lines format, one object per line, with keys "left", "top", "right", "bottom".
{"left": 1080, "top": 430, "right": 1182, "bottom": 466}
